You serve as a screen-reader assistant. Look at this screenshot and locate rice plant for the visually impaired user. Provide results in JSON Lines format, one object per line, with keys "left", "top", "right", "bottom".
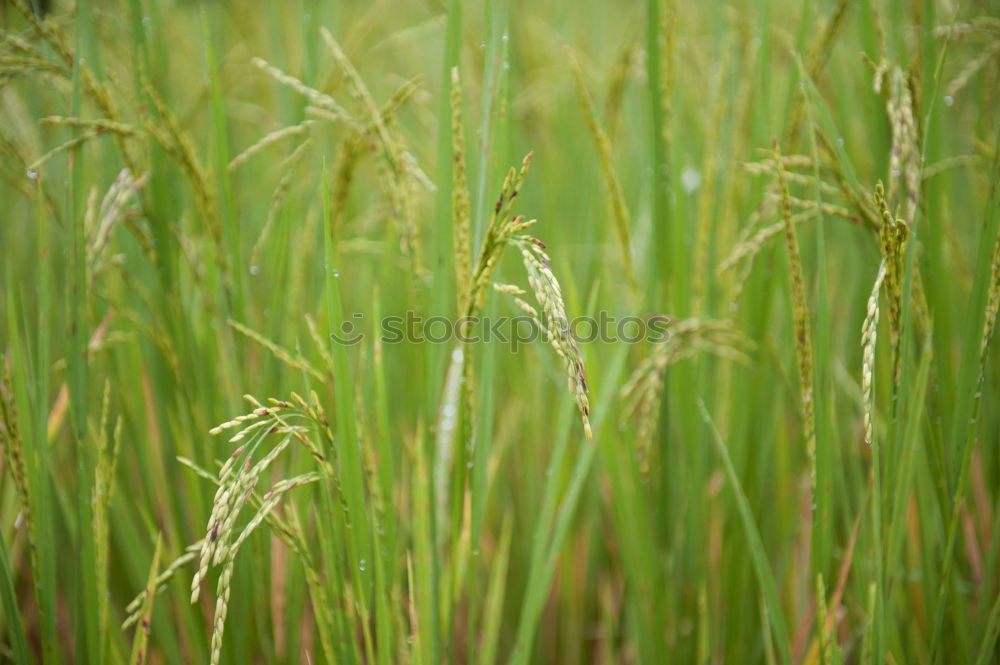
{"left": 1, "top": 1, "right": 999, "bottom": 663}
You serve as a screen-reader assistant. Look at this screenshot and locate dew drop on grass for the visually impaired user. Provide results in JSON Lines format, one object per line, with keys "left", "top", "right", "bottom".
{"left": 681, "top": 167, "right": 701, "bottom": 193}
{"left": 249, "top": 265, "right": 261, "bottom": 276}
{"left": 944, "top": 95, "right": 954, "bottom": 107}
{"left": 837, "top": 137, "right": 845, "bottom": 147}
{"left": 26, "top": 169, "right": 38, "bottom": 180}
{"left": 359, "top": 558, "right": 366, "bottom": 572}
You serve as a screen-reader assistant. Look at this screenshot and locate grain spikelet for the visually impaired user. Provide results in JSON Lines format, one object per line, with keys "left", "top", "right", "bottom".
{"left": 775, "top": 140, "right": 817, "bottom": 495}
{"left": 321, "top": 29, "right": 423, "bottom": 273}
{"left": 862, "top": 261, "right": 887, "bottom": 446}
{"left": 251, "top": 57, "right": 358, "bottom": 128}
{"left": 604, "top": 40, "right": 639, "bottom": 141}
{"left": 309, "top": 75, "right": 423, "bottom": 235}
{"left": 128, "top": 536, "right": 160, "bottom": 665}
{"left": 209, "top": 558, "right": 235, "bottom": 665}
{"left": 10, "top": 0, "right": 140, "bottom": 174}
{"left": 249, "top": 137, "right": 313, "bottom": 267}
{"left": 227, "top": 319, "right": 325, "bottom": 382}
{"left": 141, "top": 78, "right": 231, "bottom": 293}
{"left": 621, "top": 318, "right": 749, "bottom": 475}
{"left": 0, "top": 357, "right": 37, "bottom": 582}
{"left": 39, "top": 115, "right": 139, "bottom": 136}
{"left": 885, "top": 67, "right": 920, "bottom": 223}
{"left": 27, "top": 129, "right": 104, "bottom": 172}
{"left": 513, "top": 237, "right": 592, "bottom": 439}
{"left": 450, "top": 66, "right": 473, "bottom": 311}
{"left": 90, "top": 169, "right": 149, "bottom": 268}
{"left": 946, "top": 39, "right": 1000, "bottom": 99}
{"left": 874, "top": 181, "right": 908, "bottom": 382}
{"left": 228, "top": 121, "right": 314, "bottom": 171}
{"left": 718, "top": 208, "right": 816, "bottom": 275}
{"left": 566, "top": 46, "right": 637, "bottom": 303}
{"left": 122, "top": 547, "right": 199, "bottom": 629}
{"left": 467, "top": 152, "right": 593, "bottom": 438}
{"left": 467, "top": 154, "right": 534, "bottom": 312}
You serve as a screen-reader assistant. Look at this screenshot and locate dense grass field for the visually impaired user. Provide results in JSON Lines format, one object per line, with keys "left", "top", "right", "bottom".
{"left": 1, "top": 0, "right": 1000, "bottom": 662}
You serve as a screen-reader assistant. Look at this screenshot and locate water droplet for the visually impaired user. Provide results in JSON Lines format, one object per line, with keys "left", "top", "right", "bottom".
{"left": 502, "top": 32, "right": 509, "bottom": 43}
{"left": 480, "top": 41, "right": 486, "bottom": 49}
{"left": 142, "top": 15, "right": 151, "bottom": 25}
{"left": 944, "top": 95, "right": 954, "bottom": 107}
{"left": 466, "top": 461, "right": 474, "bottom": 469}
{"left": 26, "top": 169, "right": 38, "bottom": 180}
{"left": 359, "top": 558, "right": 366, "bottom": 571}
{"left": 332, "top": 269, "right": 340, "bottom": 277}
{"left": 681, "top": 167, "right": 701, "bottom": 194}
{"left": 891, "top": 169, "right": 901, "bottom": 178}
{"left": 249, "top": 265, "right": 261, "bottom": 276}
{"left": 451, "top": 348, "right": 464, "bottom": 363}
{"left": 837, "top": 137, "right": 845, "bottom": 147}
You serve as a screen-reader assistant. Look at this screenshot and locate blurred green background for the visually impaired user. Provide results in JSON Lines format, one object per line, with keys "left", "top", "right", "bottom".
{"left": 1, "top": 0, "right": 999, "bottom": 663}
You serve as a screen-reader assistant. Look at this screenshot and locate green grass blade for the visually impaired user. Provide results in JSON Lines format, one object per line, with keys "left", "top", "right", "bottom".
{"left": 698, "top": 399, "right": 793, "bottom": 665}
